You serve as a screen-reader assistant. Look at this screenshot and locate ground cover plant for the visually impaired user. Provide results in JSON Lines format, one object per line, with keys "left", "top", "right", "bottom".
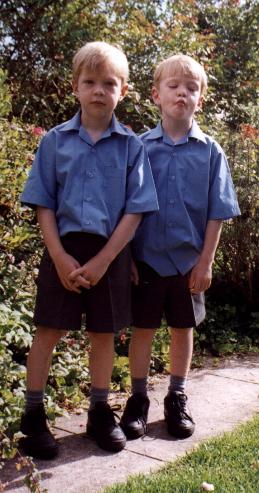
{"left": 104, "top": 414, "right": 259, "bottom": 493}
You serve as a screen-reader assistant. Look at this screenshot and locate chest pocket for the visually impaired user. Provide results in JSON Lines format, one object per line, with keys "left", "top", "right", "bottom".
{"left": 103, "top": 166, "right": 125, "bottom": 209}
{"left": 179, "top": 150, "right": 210, "bottom": 209}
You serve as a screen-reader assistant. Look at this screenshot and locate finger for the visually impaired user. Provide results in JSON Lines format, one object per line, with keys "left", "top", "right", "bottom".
{"left": 68, "top": 267, "right": 84, "bottom": 280}
{"left": 75, "top": 274, "right": 91, "bottom": 289}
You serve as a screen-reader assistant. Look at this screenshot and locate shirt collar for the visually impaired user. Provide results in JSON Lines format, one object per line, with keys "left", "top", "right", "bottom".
{"left": 188, "top": 120, "right": 207, "bottom": 144}
{"left": 59, "top": 111, "right": 128, "bottom": 136}
{"left": 144, "top": 120, "right": 207, "bottom": 144}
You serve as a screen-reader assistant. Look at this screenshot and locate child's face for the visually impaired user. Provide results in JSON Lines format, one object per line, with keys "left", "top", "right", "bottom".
{"left": 73, "top": 64, "right": 128, "bottom": 122}
{"left": 152, "top": 72, "right": 203, "bottom": 124}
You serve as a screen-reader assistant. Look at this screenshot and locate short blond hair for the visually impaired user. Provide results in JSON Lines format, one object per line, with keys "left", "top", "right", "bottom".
{"left": 154, "top": 54, "right": 207, "bottom": 95}
{"left": 72, "top": 41, "right": 129, "bottom": 84}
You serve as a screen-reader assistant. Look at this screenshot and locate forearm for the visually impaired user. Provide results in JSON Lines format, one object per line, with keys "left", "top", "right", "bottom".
{"left": 97, "top": 213, "right": 142, "bottom": 264}
{"left": 199, "top": 219, "right": 223, "bottom": 266}
{"left": 189, "top": 220, "right": 223, "bottom": 293}
{"left": 37, "top": 206, "right": 65, "bottom": 261}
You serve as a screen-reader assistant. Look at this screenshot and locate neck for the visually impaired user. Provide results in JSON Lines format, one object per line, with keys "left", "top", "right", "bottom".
{"left": 162, "top": 116, "right": 192, "bottom": 142}
{"left": 81, "top": 111, "right": 112, "bottom": 143}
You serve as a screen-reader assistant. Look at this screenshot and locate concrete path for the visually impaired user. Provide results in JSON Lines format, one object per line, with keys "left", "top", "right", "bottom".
{"left": 2, "top": 355, "right": 258, "bottom": 493}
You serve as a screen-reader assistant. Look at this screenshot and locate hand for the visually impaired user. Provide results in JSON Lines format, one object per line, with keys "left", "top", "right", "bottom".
{"left": 131, "top": 259, "right": 139, "bottom": 285}
{"left": 68, "top": 253, "right": 110, "bottom": 288}
{"left": 53, "top": 252, "right": 90, "bottom": 293}
{"left": 189, "top": 261, "right": 212, "bottom": 294}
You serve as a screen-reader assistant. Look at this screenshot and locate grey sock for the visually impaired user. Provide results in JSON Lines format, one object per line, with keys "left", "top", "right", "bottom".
{"left": 89, "top": 387, "right": 109, "bottom": 410}
{"left": 131, "top": 377, "right": 148, "bottom": 396}
{"left": 168, "top": 375, "right": 187, "bottom": 394}
{"left": 25, "top": 390, "right": 44, "bottom": 412}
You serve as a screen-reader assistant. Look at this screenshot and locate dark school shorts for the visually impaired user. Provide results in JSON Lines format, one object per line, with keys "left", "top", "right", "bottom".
{"left": 34, "top": 232, "right": 131, "bottom": 333}
{"left": 132, "top": 261, "right": 206, "bottom": 329}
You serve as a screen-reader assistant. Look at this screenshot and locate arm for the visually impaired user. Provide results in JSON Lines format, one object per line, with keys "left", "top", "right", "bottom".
{"left": 189, "top": 219, "right": 223, "bottom": 294}
{"left": 69, "top": 213, "right": 142, "bottom": 287}
{"left": 37, "top": 206, "right": 90, "bottom": 292}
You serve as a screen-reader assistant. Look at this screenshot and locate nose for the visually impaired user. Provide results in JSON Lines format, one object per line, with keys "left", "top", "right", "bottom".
{"left": 94, "top": 83, "right": 105, "bottom": 95}
{"left": 176, "top": 84, "right": 187, "bottom": 96}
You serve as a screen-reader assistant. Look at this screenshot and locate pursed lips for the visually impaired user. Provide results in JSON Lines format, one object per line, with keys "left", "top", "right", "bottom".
{"left": 91, "top": 100, "right": 106, "bottom": 105}
{"left": 175, "top": 99, "right": 186, "bottom": 106}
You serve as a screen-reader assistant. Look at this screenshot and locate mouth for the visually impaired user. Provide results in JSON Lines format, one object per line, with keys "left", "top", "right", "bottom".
{"left": 175, "top": 100, "right": 186, "bottom": 107}
{"left": 91, "top": 101, "right": 105, "bottom": 106}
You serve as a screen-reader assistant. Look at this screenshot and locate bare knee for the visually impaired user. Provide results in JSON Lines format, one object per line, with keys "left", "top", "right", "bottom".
{"left": 33, "top": 326, "right": 67, "bottom": 351}
{"left": 131, "top": 327, "right": 156, "bottom": 343}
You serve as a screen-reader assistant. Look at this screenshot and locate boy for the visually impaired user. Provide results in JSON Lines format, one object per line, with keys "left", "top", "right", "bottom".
{"left": 120, "top": 54, "right": 240, "bottom": 440}
{"left": 20, "top": 41, "right": 158, "bottom": 458}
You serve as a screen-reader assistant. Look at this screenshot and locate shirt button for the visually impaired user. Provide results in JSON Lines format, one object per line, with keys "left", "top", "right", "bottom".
{"left": 87, "top": 172, "right": 94, "bottom": 178}
{"left": 85, "top": 197, "right": 92, "bottom": 202}
{"left": 167, "top": 221, "right": 173, "bottom": 227}
{"left": 171, "top": 175, "right": 176, "bottom": 180}
{"left": 169, "top": 199, "right": 175, "bottom": 204}
{"left": 85, "top": 220, "right": 92, "bottom": 225}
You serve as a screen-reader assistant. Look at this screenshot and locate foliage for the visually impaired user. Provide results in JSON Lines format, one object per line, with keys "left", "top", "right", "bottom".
{"left": 1, "top": 1, "right": 258, "bottom": 130}
{"left": 105, "top": 414, "right": 259, "bottom": 493}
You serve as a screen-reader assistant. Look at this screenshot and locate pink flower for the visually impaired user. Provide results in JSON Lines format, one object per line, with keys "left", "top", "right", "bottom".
{"left": 31, "top": 127, "right": 44, "bottom": 136}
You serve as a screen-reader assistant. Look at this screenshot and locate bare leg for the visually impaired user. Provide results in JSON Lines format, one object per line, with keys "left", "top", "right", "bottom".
{"left": 169, "top": 327, "right": 193, "bottom": 378}
{"left": 129, "top": 327, "right": 156, "bottom": 378}
{"left": 26, "top": 326, "right": 67, "bottom": 390}
{"left": 87, "top": 332, "right": 115, "bottom": 388}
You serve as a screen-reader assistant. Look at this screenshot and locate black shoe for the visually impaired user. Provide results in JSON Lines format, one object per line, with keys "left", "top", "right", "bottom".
{"left": 164, "top": 391, "right": 195, "bottom": 439}
{"left": 87, "top": 402, "right": 126, "bottom": 452}
{"left": 120, "top": 393, "right": 150, "bottom": 439}
{"left": 19, "top": 405, "right": 58, "bottom": 460}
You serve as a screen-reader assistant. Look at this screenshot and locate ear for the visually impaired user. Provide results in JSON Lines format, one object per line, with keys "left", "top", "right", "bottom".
{"left": 72, "top": 79, "right": 79, "bottom": 98}
{"left": 197, "top": 94, "right": 204, "bottom": 111}
{"left": 119, "top": 83, "right": 128, "bottom": 100}
{"left": 152, "top": 86, "right": 160, "bottom": 106}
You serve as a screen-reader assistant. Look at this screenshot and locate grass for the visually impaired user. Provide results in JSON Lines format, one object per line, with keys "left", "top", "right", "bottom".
{"left": 105, "top": 414, "right": 259, "bottom": 493}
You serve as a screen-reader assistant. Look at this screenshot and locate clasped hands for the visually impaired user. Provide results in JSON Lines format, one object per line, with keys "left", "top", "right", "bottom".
{"left": 53, "top": 251, "right": 110, "bottom": 293}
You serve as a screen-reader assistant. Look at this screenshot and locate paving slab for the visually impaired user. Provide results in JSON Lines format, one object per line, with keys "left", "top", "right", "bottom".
{"left": 1, "top": 355, "right": 258, "bottom": 493}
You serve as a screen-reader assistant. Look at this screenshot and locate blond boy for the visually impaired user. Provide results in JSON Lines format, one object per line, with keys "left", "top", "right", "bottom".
{"left": 20, "top": 41, "right": 158, "bottom": 457}
{"left": 121, "top": 54, "right": 240, "bottom": 440}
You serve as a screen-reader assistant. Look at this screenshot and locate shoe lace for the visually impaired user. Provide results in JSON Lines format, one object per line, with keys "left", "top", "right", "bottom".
{"left": 125, "top": 395, "right": 147, "bottom": 421}
{"left": 97, "top": 403, "right": 120, "bottom": 426}
{"left": 172, "top": 394, "right": 193, "bottom": 422}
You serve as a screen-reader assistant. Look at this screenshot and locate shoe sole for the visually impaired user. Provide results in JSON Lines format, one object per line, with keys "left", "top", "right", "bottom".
{"left": 19, "top": 437, "right": 59, "bottom": 460}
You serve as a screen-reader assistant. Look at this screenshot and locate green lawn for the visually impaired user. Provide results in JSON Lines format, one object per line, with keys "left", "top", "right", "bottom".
{"left": 105, "top": 414, "right": 259, "bottom": 493}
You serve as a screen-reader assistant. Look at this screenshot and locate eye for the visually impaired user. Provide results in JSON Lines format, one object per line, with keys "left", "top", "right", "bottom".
{"left": 105, "top": 80, "right": 116, "bottom": 87}
{"left": 83, "top": 79, "right": 94, "bottom": 85}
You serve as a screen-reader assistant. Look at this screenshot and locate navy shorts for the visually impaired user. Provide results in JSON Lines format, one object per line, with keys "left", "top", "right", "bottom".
{"left": 34, "top": 233, "right": 131, "bottom": 333}
{"left": 132, "top": 261, "right": 206, "bottom": 329}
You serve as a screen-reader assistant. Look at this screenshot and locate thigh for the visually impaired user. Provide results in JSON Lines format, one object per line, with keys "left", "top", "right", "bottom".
{"left": 165, "top": 273, "right": 206, "bottom": 328}
{"left": 132, "top": 262, "right": 167, "bottom": 328}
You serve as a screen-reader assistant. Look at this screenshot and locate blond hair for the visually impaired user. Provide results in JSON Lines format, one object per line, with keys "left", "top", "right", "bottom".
{"left": 72, "top": 41, "right": 129, "bottom": 84}
{"left": 154, "top": 54, "right": 207, "bottom": 95}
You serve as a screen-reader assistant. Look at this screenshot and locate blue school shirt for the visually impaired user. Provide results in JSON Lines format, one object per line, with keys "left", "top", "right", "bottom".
{"left": 133, "top": 120, "right": 241, "bottom": 276}
{"left": 21, "top": 112, "right": 158, "bottom": 238}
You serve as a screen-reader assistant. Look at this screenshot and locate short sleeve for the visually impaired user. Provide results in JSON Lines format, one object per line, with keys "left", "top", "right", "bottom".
{"left": 208, "top": 142, "right": 241, "bottom": 220}
{"left": 21, "top": 131, "right": 57, "bottom": 210}
{"left": 124, "top": 139, "right": 159, "bottom": 214}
